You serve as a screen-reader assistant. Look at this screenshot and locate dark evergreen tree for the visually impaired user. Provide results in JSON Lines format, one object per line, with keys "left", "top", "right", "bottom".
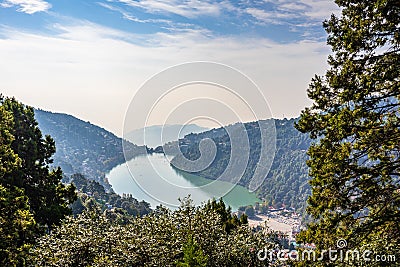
{"left": 0, "top": 185, "right": 36, "bottom": 266}
{"left": 203, "top": 198, "right": 248, "bottom": 233}
{"left": 176, "top": 235, "right": 208, "bottom": 267}
{"left": 0, "top": 104, "right": 36, "bottom": 265}
{"left": 295, "top": 0, "right": 399, "bottom": 265}
{"left": 1, "top": 96, "right": 76, "bottom": 230}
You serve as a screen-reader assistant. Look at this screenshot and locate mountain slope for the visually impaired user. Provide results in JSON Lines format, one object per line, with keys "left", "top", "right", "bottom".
{"left": 168, "top": 118, "right": 312, "bottom": 212}
{"left": 34, "top": 109, "right": 146, "bottom": 188}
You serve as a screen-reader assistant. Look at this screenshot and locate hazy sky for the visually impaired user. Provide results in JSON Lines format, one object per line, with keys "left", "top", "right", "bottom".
{"left": 0, "top": 0, "right": 340, "bottom": 136}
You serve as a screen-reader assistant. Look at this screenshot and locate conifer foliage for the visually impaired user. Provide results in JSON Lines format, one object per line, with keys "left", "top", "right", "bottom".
{"left": 0, "top": 96, "right": 76, "bottom": 265}
{"left": 296, "top": 0, "right": 399, "bottom": 265}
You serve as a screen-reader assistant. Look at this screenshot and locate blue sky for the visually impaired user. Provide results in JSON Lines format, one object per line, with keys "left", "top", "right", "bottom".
{"left": 0, "top": 0, "right": 340, "bottom": 135}
{"left": 0, "top": 0, "right": 334, "bottom": 41}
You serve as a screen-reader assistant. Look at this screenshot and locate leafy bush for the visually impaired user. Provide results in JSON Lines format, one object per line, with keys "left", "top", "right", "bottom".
{"left": 30, "top": 197, "right": 274, "bottom": 266}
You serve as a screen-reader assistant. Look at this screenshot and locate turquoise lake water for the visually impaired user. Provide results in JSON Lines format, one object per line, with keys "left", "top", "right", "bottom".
{"left": 107, "top": 154, "right": 260, "bottom": 210}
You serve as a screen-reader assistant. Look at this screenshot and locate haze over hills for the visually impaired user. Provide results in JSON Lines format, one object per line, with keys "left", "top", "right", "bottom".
{"left": 125, "top": 124, "right": 209, "bottom": 148}
{"left": 35, "top": 108, "right": 312, "bottom": 212}
{"left": 34, "top": 109, "right": 147, "bottom": 189}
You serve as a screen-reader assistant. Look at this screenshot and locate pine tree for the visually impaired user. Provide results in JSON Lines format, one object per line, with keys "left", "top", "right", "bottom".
{"left": 0, "top": 104, "right": 36, "bottom": 265}
{"left": 0, "top": 96, "right": 76, "bottom": 230}
{"left": 0, "top": 185, "right": 36, "bottom": 266}
{"left": 295, "top": 0, "right": 399, "bottom": 265}
{"left": 203, "top": 198, "right": 248, "bottom": 233}
{"left": 176, "top": 235, "right": 208, "bottom": 267}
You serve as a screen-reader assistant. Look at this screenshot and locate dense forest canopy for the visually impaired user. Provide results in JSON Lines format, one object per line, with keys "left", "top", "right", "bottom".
{"left": 168, "top": 118, "right": 312, "bottom": 212}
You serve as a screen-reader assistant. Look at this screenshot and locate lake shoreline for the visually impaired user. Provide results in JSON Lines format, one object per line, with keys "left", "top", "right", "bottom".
{"left": 107, "top": 154, "right": 260, "bottom": 211}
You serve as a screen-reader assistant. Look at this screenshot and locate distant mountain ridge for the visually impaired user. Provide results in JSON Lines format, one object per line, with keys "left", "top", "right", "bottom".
{"left": 125, "top": 124, "right": 209, "bottom": 148}
{"left": 34, "top": 109, "right": 146, "bottom": 189}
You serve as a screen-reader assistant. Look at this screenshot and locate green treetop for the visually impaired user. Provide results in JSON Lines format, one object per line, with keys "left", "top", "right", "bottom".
{"left": 1, "top": 97, "right": 76, "bottom": 230}
{"left": 0, "top": 104, "right": 36, "bottom": 265}
{"left": 295, "top": 0, "right": 399, "bottom": 265}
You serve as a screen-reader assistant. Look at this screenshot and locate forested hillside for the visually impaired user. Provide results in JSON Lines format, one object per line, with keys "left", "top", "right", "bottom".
{"left": 35, "top": 109, "right": 147, "bottom": 188}
{"left": 168, "top": 118, "right": 312, "bottom": 212}
{"left": 70, "top": 173, "right": 152, "bottom": 218}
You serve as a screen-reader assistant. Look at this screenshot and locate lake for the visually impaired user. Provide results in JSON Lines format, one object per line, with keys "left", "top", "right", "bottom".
{"left": 107, "top": 154, "right": 260, "bottom": 210}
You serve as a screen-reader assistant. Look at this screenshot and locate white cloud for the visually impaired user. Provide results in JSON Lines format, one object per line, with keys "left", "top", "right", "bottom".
{"left": 245, "top": 7, "right": 297, "bottom": 25}
{"left": 98, "top": 2, "right": 199, "bottom": 31}
{"left": 280, "top": 2, "right": 307, "bottom": 11}
{"left": 1, "top": 0, "right": 51, "bottom": 14}
{"left": 299, "top": 0, "right": 340, "bottom": 20}
{"left": 0, "top": 21, "right": 329, "bottom": 134}
{"left": 115, "top": 0, "right": 222, "bottom": 18}
{"left": 247, "top": 0, "right": 340, "bottom": 26}
{"left": 99, "top": 2, "right": 145, "bottom": 23}
{"left": 99, "top": 0, "right": 339, "bottom": 38}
